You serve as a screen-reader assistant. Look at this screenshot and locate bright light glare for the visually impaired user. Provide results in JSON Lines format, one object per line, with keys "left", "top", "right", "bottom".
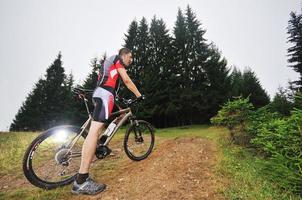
{"left": 54, "top": 130, "right": 68, "bottom": 142}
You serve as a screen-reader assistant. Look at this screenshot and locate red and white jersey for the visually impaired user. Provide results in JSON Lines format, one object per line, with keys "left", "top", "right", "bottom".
{"left": 98, "top": 55, "right": 125, "bottom": 92}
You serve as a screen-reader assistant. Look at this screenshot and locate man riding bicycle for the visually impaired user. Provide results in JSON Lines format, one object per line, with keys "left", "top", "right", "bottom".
{"left": 72, "top": 48, "right": 142, "bottom": 195}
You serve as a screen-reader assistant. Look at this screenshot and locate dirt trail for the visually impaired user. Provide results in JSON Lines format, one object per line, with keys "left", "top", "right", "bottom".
{"left": 1, "top": 137, "right": 226, "bottom": 200}
{"left": 74, "top": 137, "right": 225, "bottom": 200}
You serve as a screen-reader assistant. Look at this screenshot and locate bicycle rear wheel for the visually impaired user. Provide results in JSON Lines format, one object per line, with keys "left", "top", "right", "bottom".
{"left": 23, "top": 125, "right": 87, "bottom": 189}
{"left": 124, "top": 120, "right": 155, "bottom": 161}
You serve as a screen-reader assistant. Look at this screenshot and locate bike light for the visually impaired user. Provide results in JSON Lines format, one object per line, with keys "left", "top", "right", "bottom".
{"left": 54, "top": 130, "right": 68, "bottom": 142}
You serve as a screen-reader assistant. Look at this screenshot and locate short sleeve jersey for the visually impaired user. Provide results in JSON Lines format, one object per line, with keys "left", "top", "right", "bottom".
{"left": 97, "top": 55, "right": 125, "bottom": 90}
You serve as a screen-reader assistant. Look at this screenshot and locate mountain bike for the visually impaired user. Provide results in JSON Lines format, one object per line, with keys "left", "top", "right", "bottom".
{"left": 22, "top": 87, "right": 155, "bottom": 189}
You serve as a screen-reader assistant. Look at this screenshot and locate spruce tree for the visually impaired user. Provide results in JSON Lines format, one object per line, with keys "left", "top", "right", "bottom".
{"left": 82, "top": 58, "right": 98, "bottom": 89}
{"left": 287, "top": 11, "right": 302, "bottom": 90}
{"left": 42, "top": 53, "right": 71, "bottom": 128}
{"left": 145, "top": 16, "right": 173, "bottom": 127}
{"left": 202, "top": 45, "right": 232, "bottom": 120}
{"left": 230, "top": 67, "right": 244, "bottom": 97}
{"left": 185, "top": 6, "right": 210, "bottom": 123}
{"left": 122, "top": 18, "right": 151, "bottom": 103}
{"left": 10, "top": 79, "right": 47, "bottom": 131}
{"left": 242, "top": 69, "right": 270, "bottom": 108}
{"left": 136, "top": 17, "right": 150, "bottom": 90}
{"left": 270, "top": 87, "right": 293, "bottom": 116}
{"left": 10, "top": 53, "right": 72, "bottom": 131}
{"left": 123, "top": 19, "right": 141, "bottom": 98}
{"left": 230, "top": 68, "right": 270, "bottom": 108}
{"left": 119, "top": 5, "right": 269, "bottom": 127}
{"left": 172, "top": 8, "right": 189, "bottom": 126}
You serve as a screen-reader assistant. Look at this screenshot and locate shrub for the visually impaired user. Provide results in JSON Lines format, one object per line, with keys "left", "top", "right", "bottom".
{"left": 211, "top": 97, "right": 254, "bottom": 145}
{"left": 246, "top": 105, "right": 280, "bottom": 139}
{"left": 213, "top": 97, "right": 302, "bottom": 194}
{"left": 251, "top": 109, "right": 302, "bottom": 193}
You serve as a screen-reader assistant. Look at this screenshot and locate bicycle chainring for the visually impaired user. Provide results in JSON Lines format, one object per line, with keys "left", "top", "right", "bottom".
{"left": 95, "top": 145, "right": 111, "bottom": 159}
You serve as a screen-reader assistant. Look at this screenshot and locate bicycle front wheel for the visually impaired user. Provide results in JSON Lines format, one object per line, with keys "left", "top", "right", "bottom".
{"left": 23, "top": 125, "right": 87, "bottom": 189}
{"left": 124, "top": 120, "right": 155, "bottom": 161}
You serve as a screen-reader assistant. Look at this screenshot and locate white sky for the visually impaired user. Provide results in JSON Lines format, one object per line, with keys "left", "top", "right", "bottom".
{"left": 0, "top": 0, "right": 301, "bottom": 131}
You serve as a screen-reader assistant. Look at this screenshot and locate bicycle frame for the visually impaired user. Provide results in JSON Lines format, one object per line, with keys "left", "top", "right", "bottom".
{"left": 67, "top": 91, "right": 136, "bottom": 153}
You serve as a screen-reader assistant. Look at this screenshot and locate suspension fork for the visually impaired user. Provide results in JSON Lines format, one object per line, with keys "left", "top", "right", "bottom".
{"left": 130, "top": 117, "right": 142, "bottom": 141}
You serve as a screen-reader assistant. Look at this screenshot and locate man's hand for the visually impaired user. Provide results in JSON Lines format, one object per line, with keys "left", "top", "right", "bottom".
{"left": 137, "top": 95, "right": 146, "bottom": 101}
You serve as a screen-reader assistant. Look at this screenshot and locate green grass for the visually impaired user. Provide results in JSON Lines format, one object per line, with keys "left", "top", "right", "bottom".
{"left": 0, "top": 131, "right": 71, "bottom": 200}
{"left": 0, "top": 187, "right": 70, "bottom": 200}
{"left": 216, "top": 135, "right": 302, "bottom": 200}
{"left": 0, "top": 126, "right": 301, "bottom": 200}
{"left": 0, "top": 132, "right": 39, "bottom": 177}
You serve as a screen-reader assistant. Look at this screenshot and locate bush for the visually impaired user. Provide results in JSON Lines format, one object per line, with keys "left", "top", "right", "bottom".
{"left": 213, "top": 97, "right": 302, "bottom": 194}
{"left": 211, "top": 97, "right": 254, "bottom": 145}
{"left": 251, "top": 109, "right": 302, "bottom": 193}
{"left": 246, "top": 105, "right": 280, "bottom": 139}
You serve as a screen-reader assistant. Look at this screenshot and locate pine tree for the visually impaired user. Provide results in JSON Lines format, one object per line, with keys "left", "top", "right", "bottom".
{"left": 185, "top": 6, "right": 210, "bottom": 123}
{"left": 10, "top": 53, "right": 72, "bottom": 130}
{"left": 124, "top": 20, "right": 139, "bottom": 57}
{"left": 63, "top": 72, "right": 79, "bottom": 124}
{"left": 42, "top": 53, "right": 71, "bottom": 128}
{"left": 270, "top": 87, "right": 293, "bottom": 116}
{"left": 10, "top": 79, "right": 47, "bottom": 131}
{"left": 82, "top": 58, "right": 98, "bottom": 89}
{"left": 172, "top": 6, "right": 212, "bottom": 124}
{"left": 145, "top": 16, "right": 173, "bottom": 127}
{"left": 242, "top": 69, "right": 270, "bottom": 108}
{"left": 202, "top": 45, "right": 232, "bottom": 120}
{"left": 119, "top": 5, "right": 269, "bottom": 127}
{"left": 172, "top": 8, "right": 189, "bottom": 126}
{"left": 230, "top": 68, "right": 270, "bottom": 108}
{"left": 230, "top": 67, "right": 244, "bottom": 97}
{"left": 136, "top": 17, "right": 150, "bottom": 90}
{"left": 287, "top": 11, "right": 302, "bottom": 90}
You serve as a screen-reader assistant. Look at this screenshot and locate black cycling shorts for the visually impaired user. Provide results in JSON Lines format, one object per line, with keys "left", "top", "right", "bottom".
{"left": 92, "top": 87, "right": 114, "bottom": 122}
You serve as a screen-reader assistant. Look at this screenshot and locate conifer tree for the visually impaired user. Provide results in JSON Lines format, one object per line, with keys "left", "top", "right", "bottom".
{"left": 172, "top": 8, "right": 189, "bottom": 125}
{"left": 270, "top": 87, "right": 293, "bottom": 116}
{"left": 10, "top": 53, "right": 71, "bottom": 130}
{"left": 287, "top": 11, "right": 302, "bottom": 90}
{"left": 10, "top": 79, "right": 46, "bottom": 131}
{"left": 145, "top": 16, "right": 173, "bottom": 126}
{"left": 202, "top": 45, "right": 232, "bottom": 120}
{"left": 230, "top": 68, "right": 270, "bottom": 108}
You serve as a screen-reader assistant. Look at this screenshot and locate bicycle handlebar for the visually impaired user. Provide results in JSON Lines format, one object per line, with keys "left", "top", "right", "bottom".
{"left": 117, "top": 95, "right": 145, "bottom": 107}
{"left": 73, "top": 88, "right": 93, "bottom": 95}
{"left": 73, "top": 88, "right": 93, "bottom": 100}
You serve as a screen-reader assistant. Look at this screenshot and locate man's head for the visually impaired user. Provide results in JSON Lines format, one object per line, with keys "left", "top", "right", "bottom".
{"left": 119, "top": 48, "right": 132, "bottom": 67}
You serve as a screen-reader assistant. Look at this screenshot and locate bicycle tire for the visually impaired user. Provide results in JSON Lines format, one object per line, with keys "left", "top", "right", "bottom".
{"left": 22, "top": 125, "right": 87, "bottom": 189}
{"left": 124, "top": 120, "right": 155, "bottom": 161}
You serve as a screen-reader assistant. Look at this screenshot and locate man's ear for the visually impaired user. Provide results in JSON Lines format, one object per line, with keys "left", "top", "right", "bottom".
{"left": 119, "top": 56, "right": 127, "bottom": 67}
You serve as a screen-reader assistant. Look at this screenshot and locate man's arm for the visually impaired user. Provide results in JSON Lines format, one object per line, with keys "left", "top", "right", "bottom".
{"left": 116, "top": 67, "right": 141, "bottom": 98}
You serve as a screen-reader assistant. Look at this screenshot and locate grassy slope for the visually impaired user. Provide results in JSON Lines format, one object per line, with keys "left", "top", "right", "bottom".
{"left": 0, "top": 126, "right": 301, "bottom": 200}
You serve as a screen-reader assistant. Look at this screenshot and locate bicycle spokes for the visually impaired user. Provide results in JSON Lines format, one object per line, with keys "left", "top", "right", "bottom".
{"left": 126, "top": 122, "right": 153, "bottom": 159}
{"left": 30, "top": 129, "right": 84, "bottom": 183}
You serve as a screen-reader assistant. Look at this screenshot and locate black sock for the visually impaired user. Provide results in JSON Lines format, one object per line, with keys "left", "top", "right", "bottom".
{"left": 76, "top": 173, "right": 89, "bottom": 184}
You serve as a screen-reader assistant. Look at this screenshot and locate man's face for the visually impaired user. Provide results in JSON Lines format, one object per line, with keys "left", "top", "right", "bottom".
{"left": 121, "top": 53, "right": 133, "bottom": 67}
